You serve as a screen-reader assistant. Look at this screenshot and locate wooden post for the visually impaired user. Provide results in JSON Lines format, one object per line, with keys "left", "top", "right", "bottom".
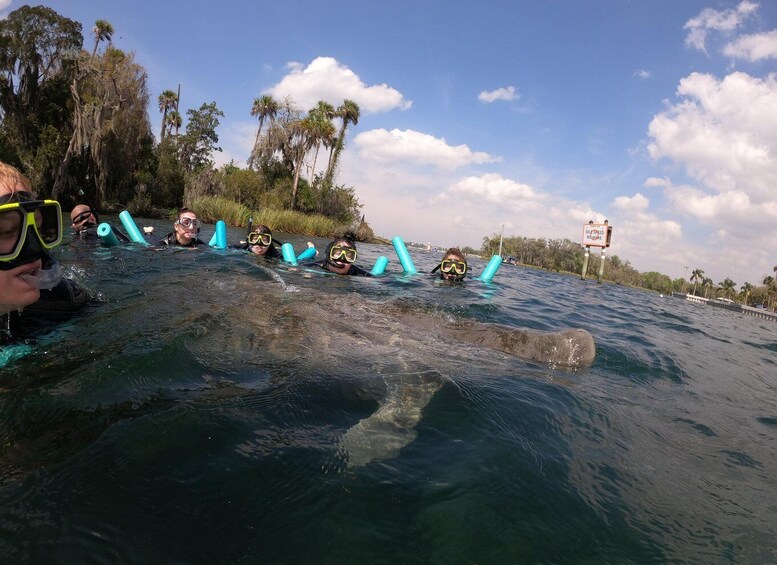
{"left": 581, "top": 246, "right": 590, "bottom": 280}
{"left": 597, "top": 247, "right": 606, "bottom": 284}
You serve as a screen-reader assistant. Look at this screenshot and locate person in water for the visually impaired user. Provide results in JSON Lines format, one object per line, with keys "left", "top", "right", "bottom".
{"left": 70, "top": 203, "right": 130, "bottom": 243}
{"left": 233, "top": 224, "right": 281, "bottom": 258}
{"left": 159, "top": 207, "right": 205, "bottom": 247}
{"left": 320, "top": 234, "right": 371, "bottom": 276}
{"left": 431, "top": 247, "right": 468, "bottom": 281}
{"left": 0, "top": 162, "right": 89, "bottom": 341}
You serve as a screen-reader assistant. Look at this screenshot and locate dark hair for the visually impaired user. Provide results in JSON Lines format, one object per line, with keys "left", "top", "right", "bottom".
{"left": 177, "top": 207, "right": 194, "bottom": 220}
{"left": 443, "top": 247, "right": 466, "bottom": 262}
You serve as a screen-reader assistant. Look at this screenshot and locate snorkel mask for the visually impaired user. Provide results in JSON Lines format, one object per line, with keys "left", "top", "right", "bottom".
{"left": 325, "top": 240, "right": 357, "bottom": 269}
{"left": 0, "top": 191, "right": 64, "bottom": 288}
{"left": 431, "top": 257, "right": 468, "bottom": 281}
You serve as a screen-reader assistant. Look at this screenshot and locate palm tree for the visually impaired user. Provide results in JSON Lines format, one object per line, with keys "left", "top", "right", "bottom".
{"left": 702, "top": 277, "right": 714, "bottom": 298}
{"left": 158, "top": 90, "right": 178, "bottom": 141}
{"left": 91, "top": 19, "right": 114, "bottom": 58}
{"left": 719, "top": 278, "right": 736, "bottom": 300}
{"left": 248, "top": 95, "right": 279, "bottom": 170}
{"left": 324, "top": 99, "right": 360, "bottom": 186}
{"left": 740, "top": 282, "right": 753, "bottom": 306}
{"left": 763, "top": 276, "right": 776, "bottom": 311}
{"left": 690, "top": 268, "right": 704, "bottom": 296}
{"left": 166, "top": 110, "right": 182, "bottom": 137}
{"left": 306, "top": 101, "right": 336, "bottom": 180}
{"left": 288, "top": 118, "right": 314, "bottom": 210}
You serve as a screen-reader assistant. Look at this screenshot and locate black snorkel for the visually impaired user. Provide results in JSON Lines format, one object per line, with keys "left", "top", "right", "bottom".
{"left": 77, "top": 188, "right": 100, "bottom": 226}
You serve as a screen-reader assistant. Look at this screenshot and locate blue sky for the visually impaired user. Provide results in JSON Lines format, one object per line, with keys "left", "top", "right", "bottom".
{"left": 6, "top": 0, "right": 777, "bottom": 284}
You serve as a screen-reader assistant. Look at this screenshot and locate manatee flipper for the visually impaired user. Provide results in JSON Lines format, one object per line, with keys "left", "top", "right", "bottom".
{"left": 339, "top": 373, "right": 444, "bottom": 467}
{"left": 442, "top": 323, "right": 596, "bottom": 368}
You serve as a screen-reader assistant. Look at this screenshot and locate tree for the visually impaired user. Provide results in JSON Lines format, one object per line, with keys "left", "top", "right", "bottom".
{"left": 0, "top": 6, "right": 83, "bottom": 189}
{"left": 306, "top": 101, "right": 336, "bottom": 180}
{"left": 690, "top": 269, "right": 704, "bottom": 296}
{"left": 179, "top": 101, "right": 224, "bottom": 172}
{"left": 740, "top": 282, "right": 753, "bottom": 306}
{"left": 763, "top": 276, "right": 776, "bottom": 311}
{"left": 165, "top": 110, "right": 182, "bottom": 137}
{"left": 702, "top": 277, "right": 714, "bottom": 298}
{"left": 248, "top": 94, "right": 278, "bottom": 170}
{"left": 53, "top": 22, "right": 152, "bottom": 205}
{"left": 719, "top": 278, "right": 736, "bottom": 300}
{"left": 324, "top": 99, "right": 360, "bottom": 186}
{"left": 91, "top": 19, "right": 113, "bottom": 58}
{"left": 158, "top": 89, "right": 178, "bottom": 141}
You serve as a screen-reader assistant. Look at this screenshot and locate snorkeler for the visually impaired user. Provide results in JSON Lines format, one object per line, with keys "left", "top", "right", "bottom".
{"left": 233, "top": 224, "right": 281, "bottom": 258}
{"left": 431, "top": 247, "right": 468, "bottom": 281}
{"left": 320, "top": 235, "right": 371, "bottom": 276}
{"left": 0, "top": 162, "right": 89, "bottom": 342}
{"left": 70, "top": 204, "right": 130, "bottom": 243}
{"left": 159, "top": 207, "right": 205, "bottom": 247}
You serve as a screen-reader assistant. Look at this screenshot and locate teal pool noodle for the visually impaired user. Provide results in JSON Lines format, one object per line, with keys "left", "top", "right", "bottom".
{"left": 296, "top": 246, "right": 317, "bottom": 262}
{"left": 209, "top": 220, "right": 227, "bottom": 249}
{"left": 119, "top": 211, "right": 148, "bottom": 246}
{"left": 281, "top": 242, "right": 298, "bottom": 265}
{"left": 97, "top": 222, "right": 120, "bottom": 247}
{"left": 0, "top": 343, "right": 33, "bottom": 368}
{"left": 392, "top": 236, "right": 417, "bottom": 274}
{"left": 371, "top": 255, "right": 389, "bottom": 276}
{"left": 480, "top": 255, "right": 502, "bottom": 282}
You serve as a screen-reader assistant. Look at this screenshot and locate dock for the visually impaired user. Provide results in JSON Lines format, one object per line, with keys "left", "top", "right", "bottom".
{"left": 672, "top": 293, "right": 777, "bottom": 322}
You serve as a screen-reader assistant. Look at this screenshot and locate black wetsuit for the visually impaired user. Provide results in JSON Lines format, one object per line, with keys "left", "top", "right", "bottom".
{"left": 231, "top": 242, "right": 281, "bottom": 258}
{"left": 1, "top": 278, "right": 91, "bottom": 344}
{"left": 318, "top": 261, "right": 373, "bottom": 277}
{"left": 75, "top": 224, "right": 131, "bottom": 243}
{"left": 158, "top": 233, "right": 205, "bottom": 247}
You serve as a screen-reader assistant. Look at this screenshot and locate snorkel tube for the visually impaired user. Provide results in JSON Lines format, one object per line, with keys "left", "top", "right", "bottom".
{"left": 392, "top": 236, "right": 417, "bottom": 274}
{"left": 97, "top": 223, "right": 120, "bottom": 247}
{"left": 208, "top": 220, "right": 227, "bottom": 249}
{"left": 119, "top": 211, "right": 149, "bottom": 246}
{"left": 479, "top": 255, "right": 502, "bottom": 283}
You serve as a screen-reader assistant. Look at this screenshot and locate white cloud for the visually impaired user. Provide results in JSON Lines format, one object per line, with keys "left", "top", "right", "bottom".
{"left": 634, "top": 69, "right": 652, "bottom": 79}
{"left": 684, "top": 0, "right": 758, "bottom": 52}
{"left": 266, "top": 56, "right": 411, "bottom": 114}
{"left": 644, "top": 176, "right": 671, "bottom": 188}
{"left": 612, "top": 193, "right": 650, "bottom": 212}
{"left": 478, "top": 86, "right": 519, "bottom": 103}
{"left": 648, "top": 72, "right": 777, "bottom": 202}
{"left": 211, "top": 121, "right": 256, "bottom": 169}
{"left": 448, "top": 173, "right": 545, "bottom": 204}
{"left": 354, "top": 128, "right": 500, "bottom": 168}
{"left": 723, "top": 29, "right": 777, "bottom": 61}
{"left": 0, "top": 0, "right": 12, "bottom": 18}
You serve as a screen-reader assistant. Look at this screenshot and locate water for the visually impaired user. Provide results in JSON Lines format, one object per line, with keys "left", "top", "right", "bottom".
{"left": 1, "top": 219, "right": 776, "bottom": 564}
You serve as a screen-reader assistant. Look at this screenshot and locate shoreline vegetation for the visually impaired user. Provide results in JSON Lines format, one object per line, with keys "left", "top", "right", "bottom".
{"left": 1, "top": 7, "right": 774, "bottom": 309}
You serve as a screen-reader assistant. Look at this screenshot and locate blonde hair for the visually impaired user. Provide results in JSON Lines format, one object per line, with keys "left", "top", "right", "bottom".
{"left": 0, "top": 162, "right": 34, "bottom": 199}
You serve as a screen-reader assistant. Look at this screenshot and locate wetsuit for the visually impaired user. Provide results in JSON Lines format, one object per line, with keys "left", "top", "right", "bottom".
{"left": 1, "top": 278, "right": 91, "bottom": 344}
{"left": 318, "top": 261, "right": 373, "bottom": 277}
{"left": 158, "top": 233, "right": 205, "bottom": 247}
{"left": 231, "top": 242, "right": 281, "bottom": 258}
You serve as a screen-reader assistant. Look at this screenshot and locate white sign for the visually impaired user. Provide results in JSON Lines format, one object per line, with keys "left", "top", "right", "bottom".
{"left": 582, "top": 223, "right": 612, "bottom": 248}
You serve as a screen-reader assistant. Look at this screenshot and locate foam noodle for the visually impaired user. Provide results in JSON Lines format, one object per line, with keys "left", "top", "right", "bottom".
{"left": 281, "top": 242, "right": 298, "bottom": 265}
{"left": 391, "top": 236, "right": 417, "bottom": 274}
{"left": 296, "top": 246, "right": 317, "bottom": 262}
{"left": 118, "top": 211, "right": 148, "bottom": 246}
{"left": 209, "top": 220, "right": 227, "bottom": 249}
{"left": 479, "top": 255, "right": 502, "bottom": 282}
{"left": 370, "top": 256, "right": 389, "bottom": 276}
{"left": 97, "top": 223, "right": 120, "bottom": 247}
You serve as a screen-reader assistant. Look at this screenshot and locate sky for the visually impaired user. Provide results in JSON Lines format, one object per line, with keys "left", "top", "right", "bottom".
{"left": 4, "top": 0, "right": 777, "bottom": 285}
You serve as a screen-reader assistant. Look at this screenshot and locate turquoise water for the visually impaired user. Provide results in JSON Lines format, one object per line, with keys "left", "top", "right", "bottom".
{"left": 1, "top": 219, "right": 776, "bottom": 563}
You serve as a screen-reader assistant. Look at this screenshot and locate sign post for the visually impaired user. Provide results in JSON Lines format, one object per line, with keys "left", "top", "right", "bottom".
{"left": 581, "top": 221, "right": 612, "bottom": 283}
